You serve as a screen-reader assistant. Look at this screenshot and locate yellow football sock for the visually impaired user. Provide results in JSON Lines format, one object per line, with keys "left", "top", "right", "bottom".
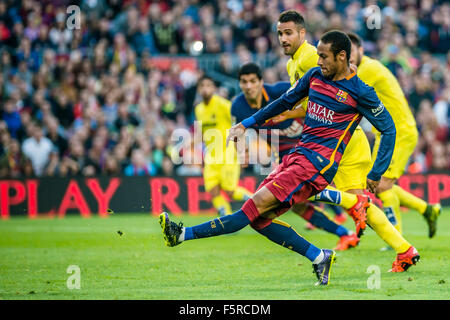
{"left": 392, "top": 185, "right": 427, "bottom": 214}
{"left": 231, "top": 186, "right": 253, "bottom": 201}
{"left": 377, "top": 189, "right": 402, "bottom": 234}
{"left": 212, "top": 195, "right": 232, "bottom": 216}
{"left": 307, "top": 186, "right": 358, "bottom": 209}
{"left": 366, "top": 203, "right": 411, "bottom": 254}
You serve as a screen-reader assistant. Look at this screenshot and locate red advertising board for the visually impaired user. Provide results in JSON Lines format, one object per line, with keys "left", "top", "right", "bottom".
{"left": 0, "top": 174, "right": 448, "bottom": 218}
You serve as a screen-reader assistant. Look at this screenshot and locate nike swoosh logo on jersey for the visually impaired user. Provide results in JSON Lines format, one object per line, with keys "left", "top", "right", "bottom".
{"left": 273, "top": 182, "right": 284, "bottom": 189}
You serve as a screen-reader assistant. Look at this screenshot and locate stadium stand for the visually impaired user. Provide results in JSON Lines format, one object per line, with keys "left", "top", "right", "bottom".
{"left": 0, "top": 0, "right": 449, "bottom": 178}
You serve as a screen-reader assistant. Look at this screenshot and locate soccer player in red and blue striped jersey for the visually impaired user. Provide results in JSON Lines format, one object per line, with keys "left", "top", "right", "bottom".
{"left": 159, "top": 31, "right": 397, "bottom": 286}
{"left": 232, "top": 62, "right": 359, "bottom": 250}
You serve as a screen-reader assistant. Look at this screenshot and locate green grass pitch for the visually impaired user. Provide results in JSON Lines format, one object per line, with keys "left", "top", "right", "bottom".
{"left": 0, "top": 208, "right": 449, "bottom": 300}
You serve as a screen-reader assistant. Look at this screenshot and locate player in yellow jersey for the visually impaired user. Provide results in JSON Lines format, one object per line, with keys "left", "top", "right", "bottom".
{"left": 195, "top": 75, "right": 252, "bottom": 217}
{"left": 347, "top": 32, "right": 441, "bottom": 238}
{"left": 273, "top": 10, "right": 419, "bottom": 271}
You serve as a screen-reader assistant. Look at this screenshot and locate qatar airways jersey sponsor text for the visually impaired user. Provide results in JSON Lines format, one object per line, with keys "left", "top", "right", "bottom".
{"left": 307, "top": 100, "right": 335, "bottom": 125}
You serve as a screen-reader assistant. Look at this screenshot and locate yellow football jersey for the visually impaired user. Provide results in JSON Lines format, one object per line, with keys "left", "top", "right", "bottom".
{"left": 357, "top": 55, "right": 417, "bottom": 132}
{"left": 287, "top": 40, "right": 319, "bottom": 85}
{"left": 194, "top": 94, "right": 235, "bottom": 164}
{"left": 286, "top": 40, "right": 318, "bottom": 111}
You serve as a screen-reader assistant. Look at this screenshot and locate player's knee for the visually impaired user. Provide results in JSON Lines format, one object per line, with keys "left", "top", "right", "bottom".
{"left": 251, "top": 189, "right": 275, "bottom": 213}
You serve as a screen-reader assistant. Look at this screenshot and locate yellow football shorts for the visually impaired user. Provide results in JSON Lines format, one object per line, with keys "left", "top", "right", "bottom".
{"left": 203, "top": 146, "right": 241, "bottom": 192}
{"left": 333, "top": 127, "right": 372, "bottom": 191}
{"left": 203, "top": 162, "right": 241, "bottom": 192}
{"left": 371, "top": 125, "right": 418, "bottom": 180}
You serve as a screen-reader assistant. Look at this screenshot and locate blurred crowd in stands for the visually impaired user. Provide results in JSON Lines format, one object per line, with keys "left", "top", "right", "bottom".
{"left": 0, "top": 0, "right": 449, "bottom": 178}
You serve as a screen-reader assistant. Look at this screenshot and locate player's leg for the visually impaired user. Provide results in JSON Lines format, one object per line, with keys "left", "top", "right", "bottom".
{"left": 291, "top": 202, "right": 359, "bottom": 251}
{"left": 249, "top": 154, "right": 336, "bottom": 284}
{"left": 210, "top": 185, "right": 232, "bottom": 217}
{"left": 331, "top": 133, "right": 412, "bottom": 253}
{"left": 392, "top": 184, "right": 427, "bottom": 213}
{"left": 160, "top": 185, "right": 280, "bottom": 247}
{"left": 392, "top": 185, "right": 441, "bottom": 238}
{"left": 371, "top": 129, "right": 420, "bottom": 234}
{"left": 220, "top": 163, "right": 252, "bottom": 202}
{"left": 250, "top": 215, "right": 336, "bottom": 285}
{"left": 328, "top": 204, "right": 347, "bottom": 224}
{"left": 325, "top": 128, "right": 373, "bottom": 236}
{"left": 309, "top": 186, "right": 365, "bottom": 210}
{"left": 376, "top": 177, "right": 402, "bottom": 233}
{"left": 346, "top": 189, "right": 411, "bottom": 253}
{"left": 160, "top": 155, "right": 296, "bottom": 245}
{"left": 346, "top": 188, "right": 419, "bottom": 272}
{"left": 230, "top": 187, "right": 252, "bottom": 201}
{"left": 160, "top": 153, "right": 336, "bottom": 283}
{"left": 204, "top": 164, "right": 232, "bottom": 216}
{"left": 177, "top": 152, "right": 326, "bottom": 243}
{"left": 308, "top": 128, "right": 371, "bottom": 229}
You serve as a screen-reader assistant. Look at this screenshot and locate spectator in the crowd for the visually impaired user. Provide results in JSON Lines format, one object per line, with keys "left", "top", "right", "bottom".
{"left": 21, "top": 124, "right": 54, "bottom": 176}
{"left": 2, "top": 99, "right": 22, "bottom": 139}
{"left": 60, "top": 139, "right": 86, "bottom": 176}
{"left": 45, "top": 117, "right": 68, "bottom": 156}
{"left": 113, "top": 143, "right": 131, "bottom": 172}
{"left": 152, "top": 10, "right": 179, "bottom": 54}
{"left": 0, "top": 138, "right": 32, "bottom": 177}
{"left": 103, "top": 152, "right": 121, "bottom": 176}
{"left": 114, "top": 103, "right": 139, "bottom": 132}
{"left": 131, "top": 17, "right": 159, "bottom": 56}
{"left": 84, "top": 135, "right": 107, "bottom": 176}
{"left": 161, "top": 156, "right": 174, "bottom": 176}
{"left": 124, "top": 148, "right": 156, "bottom": 176}
{"left": 44, "top": 149, "right": 61, "bottom": 177}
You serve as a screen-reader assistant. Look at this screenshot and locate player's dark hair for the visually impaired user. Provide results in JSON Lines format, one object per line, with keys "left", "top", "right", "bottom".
{"left": 346, "top": 32, "right": 362, "bottom": 48}
{"left": 238, "top": 62, "right": 263, "bottom": 80}
{"left": 278, "top": 10, "right": 305, "bottom": 29}
{"left": 320, "top": 30, "right": 351, "bottom": 64}
{"left": 198, "top": 74, "right": 216, "bottom": 86}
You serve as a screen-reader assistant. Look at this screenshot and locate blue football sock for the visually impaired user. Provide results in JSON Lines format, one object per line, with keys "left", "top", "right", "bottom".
{"left": 327, "top": 204, "right": 344, "bottom": 216}
{"left": 309, "top": 208, "right": 349, "bottom": 237}
{"left": 184, "top": 210, "right": 250, "bottom": 240}
{"left": 256, "top": 220, "right": 321, "bottom": 262}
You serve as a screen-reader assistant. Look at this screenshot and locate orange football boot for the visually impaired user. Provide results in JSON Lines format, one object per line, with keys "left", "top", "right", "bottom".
{"left": 389, "top": 246, "right": 420, "bottom": 272}
{"left": 347, "top": 194, "right": 369, "bottom": 237}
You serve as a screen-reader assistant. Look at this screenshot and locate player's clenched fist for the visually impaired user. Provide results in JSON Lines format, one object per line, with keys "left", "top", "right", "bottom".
{"left": 226, "top": 123, "right": 246, "bottom": 147}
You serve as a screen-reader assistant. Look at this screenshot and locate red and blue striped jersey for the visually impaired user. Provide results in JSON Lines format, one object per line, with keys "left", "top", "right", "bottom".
{"left": 231, "top": 82, "right": 303, "bottom": 155}
{"left": 242, "top": 67, "right": 396, "bottom": 183}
